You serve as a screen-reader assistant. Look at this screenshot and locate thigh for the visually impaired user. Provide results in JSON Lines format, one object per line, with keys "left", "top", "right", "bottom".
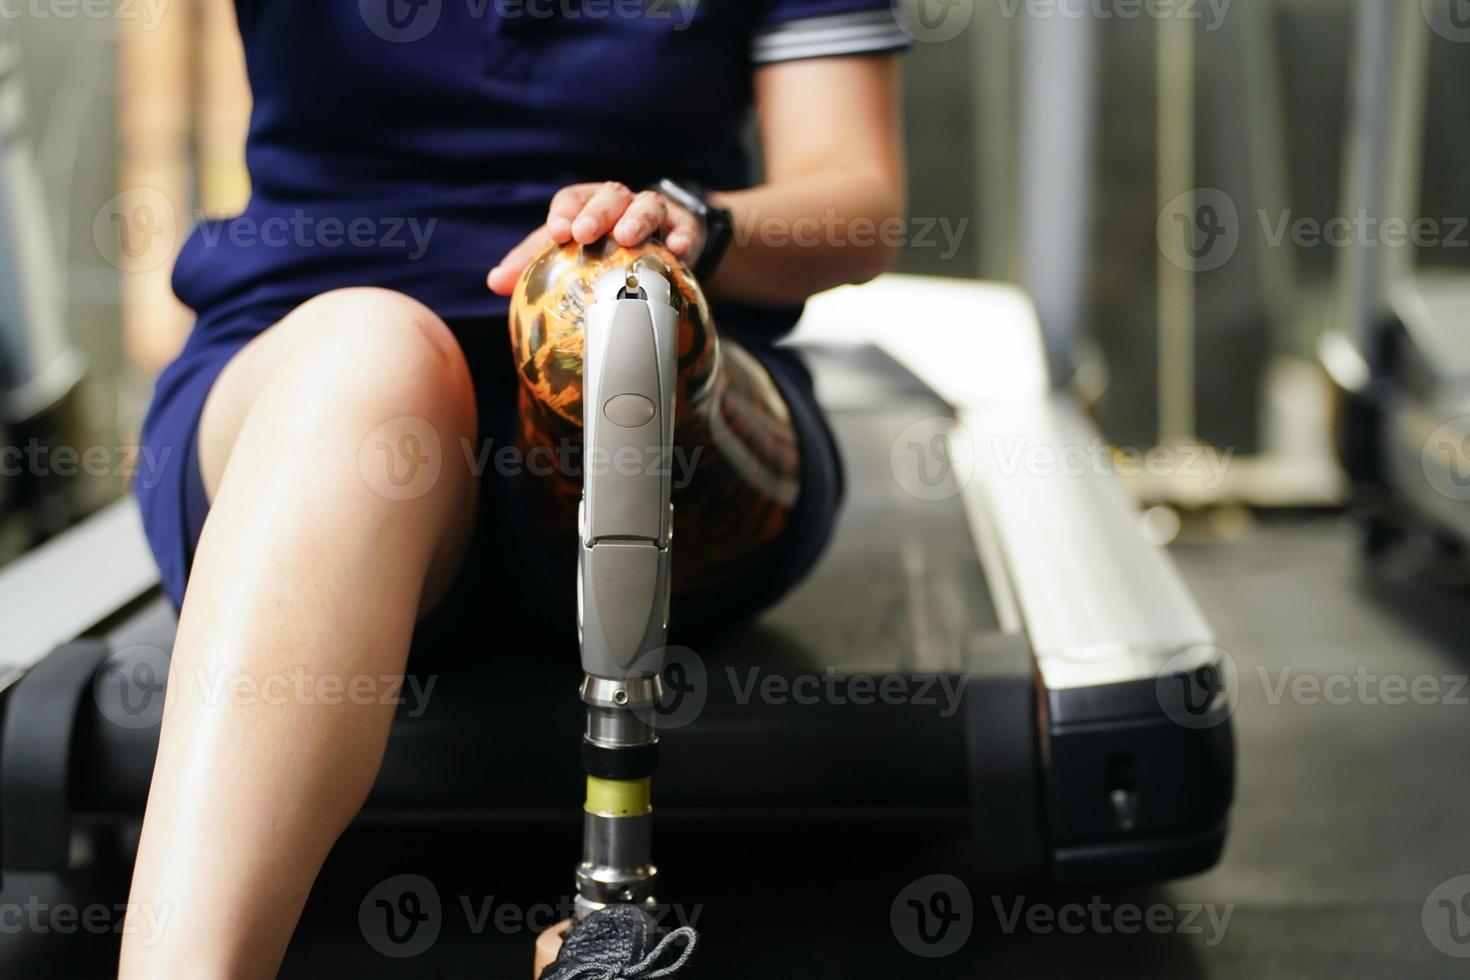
{"left": 197, "top": 287, "right": 470, "bottom": 498}
{"left": 193, "top": 287, "right": 480, "bottom": 608}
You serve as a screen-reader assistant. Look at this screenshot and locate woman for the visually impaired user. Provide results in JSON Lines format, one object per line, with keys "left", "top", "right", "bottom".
{"left": 121, "top": 2, "right": 908, "bottom": 975}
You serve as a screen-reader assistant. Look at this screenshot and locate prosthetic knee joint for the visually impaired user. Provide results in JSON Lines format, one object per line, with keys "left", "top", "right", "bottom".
{"left": 574, "top": 263, "right": 677, "bottom": 918}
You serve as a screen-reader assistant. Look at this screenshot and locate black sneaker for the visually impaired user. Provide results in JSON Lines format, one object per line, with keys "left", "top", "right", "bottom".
{"left": 541, "top": 905, "right": 698, "bottom": 979}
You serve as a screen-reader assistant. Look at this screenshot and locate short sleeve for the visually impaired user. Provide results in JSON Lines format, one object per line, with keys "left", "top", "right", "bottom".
{"left": 753, "top": 0, "right": 913, "bottom": 66}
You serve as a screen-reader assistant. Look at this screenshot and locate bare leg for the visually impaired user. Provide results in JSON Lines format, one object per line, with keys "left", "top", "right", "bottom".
{"left": 119, "top": 288, "right": 478, "bottom": 979}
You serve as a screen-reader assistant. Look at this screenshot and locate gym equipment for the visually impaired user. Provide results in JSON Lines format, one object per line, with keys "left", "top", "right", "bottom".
{"left": 0, "top": 29, "right": 89, "bottom": 539}
{"left": 1322, "top": 0, "right": 1470, "bottom": 557}
{"left": 573, "top": 262, "right": 678, "bottom": 916}
{"left": 0, "top": 273, "right": 1233, "bottom": 891}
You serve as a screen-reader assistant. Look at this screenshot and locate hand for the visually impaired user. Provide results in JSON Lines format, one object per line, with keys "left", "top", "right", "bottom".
{"left": 487, "top": 181, "right": 704, "bottom": 296}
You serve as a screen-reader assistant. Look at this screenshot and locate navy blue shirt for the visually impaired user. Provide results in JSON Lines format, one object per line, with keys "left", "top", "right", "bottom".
{"left": 171, "top": 0, "right": 911, "bottom": 340}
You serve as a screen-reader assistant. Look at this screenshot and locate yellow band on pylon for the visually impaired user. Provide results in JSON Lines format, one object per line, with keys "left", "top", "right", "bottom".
{"left": 585, "top": 776, "right": 652, "bottom": 816}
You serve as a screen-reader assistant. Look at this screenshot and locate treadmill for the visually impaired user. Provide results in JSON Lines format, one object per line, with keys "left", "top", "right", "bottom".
{"left": 1323, "top": 0, "right": 1470, "bottom": 555}
{"left": 0, "top": 272, "right": 1233, "bottom": 890}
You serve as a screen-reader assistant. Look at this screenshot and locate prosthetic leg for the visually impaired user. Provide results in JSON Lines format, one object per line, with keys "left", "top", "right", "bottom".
{"left": 572, "top": 263, "right": 677, "bottom": 917}
{"left": 518, "top": 240, "right": 801, "bottom": 976}
{"left": 533, "top": 262, "right": 682, "bottom": 979}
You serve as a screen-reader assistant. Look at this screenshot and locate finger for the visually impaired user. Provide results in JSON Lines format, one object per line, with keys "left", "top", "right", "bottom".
{"left": 613, "top": 191, "right": 667, "bottom": 247}
{"left": 487, "top": 224, "right": 554, "bottom": 296}
{"left": 571, "top": 181, "right": 635, "bottom": 244}
{"left": 661, "top": 202, "right": 704, "bottom": 258}
{"left": 547, "top": 184, "right": 598, "bottom": 242}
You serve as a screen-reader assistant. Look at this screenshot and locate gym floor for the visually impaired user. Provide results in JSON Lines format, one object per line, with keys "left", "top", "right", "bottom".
{"left": 3, "top": 512, "right": 1467, "bottom": 979}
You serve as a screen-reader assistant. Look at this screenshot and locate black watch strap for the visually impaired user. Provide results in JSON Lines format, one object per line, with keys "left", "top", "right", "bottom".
{"left": 651, "top": 178, "right": 734, "bottom": 281}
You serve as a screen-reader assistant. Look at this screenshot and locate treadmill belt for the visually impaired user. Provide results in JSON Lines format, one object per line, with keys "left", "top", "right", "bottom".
{"left": 727, "top": 343, "right": 1000, "bottom": 675}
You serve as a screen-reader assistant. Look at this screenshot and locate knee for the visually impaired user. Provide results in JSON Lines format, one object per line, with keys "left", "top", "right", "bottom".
{"left": 292, "top": 288, "right": 475, "bottom": 433}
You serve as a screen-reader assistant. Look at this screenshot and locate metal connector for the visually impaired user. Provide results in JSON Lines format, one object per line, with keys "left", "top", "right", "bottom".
{"left": 575, "top": 810, "right": 658, "bottom": 917}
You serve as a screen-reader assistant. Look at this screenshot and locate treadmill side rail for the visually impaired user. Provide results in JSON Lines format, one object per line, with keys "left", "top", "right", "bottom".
{"left": 0, "top": 499, "right": 160, "bottom": 676}
{"left": 959, "top": 393, "right": 1233, "bottom": 884}
{"left": 796, "top": 274, "right": 1232, "bottom": 884}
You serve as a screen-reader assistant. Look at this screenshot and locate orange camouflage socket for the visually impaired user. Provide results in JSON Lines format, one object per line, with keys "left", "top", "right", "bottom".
{"left": 509, "top": 239, "right": 800, "bottom": 591}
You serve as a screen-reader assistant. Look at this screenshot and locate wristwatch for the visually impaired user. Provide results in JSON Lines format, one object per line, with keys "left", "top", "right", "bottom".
{"left": 650, "top": 178, "right": 734, "bottom": 281}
